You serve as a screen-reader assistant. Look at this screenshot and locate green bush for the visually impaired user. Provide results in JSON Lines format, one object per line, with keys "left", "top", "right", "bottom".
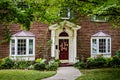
{"left": 34, "top": 63, "right": 46, "bottom": 70}
{"left": 116, "top": 49, "right": 120, "bottom": 57}
{"left": 14, "top": 60, "right": 33, "bottom": 69}
{"left": 34, "top": 58, "right": 46, "bottom": 71}
{"left": 74, "top": 61, "right": 86, "bottom": 69}
{"left": 0, "top": 57, "right": 14, "bottom": 69}
{"left": 54, "top": 59, "right": 61, "bottom": 65}
{"left": 28, "top": 65, "right": 34, "bottom": 70}
{"left": 46, "top": 60, "right": 59, "bottom": 71}
{"left": 86, "top": 56, "right": 106, "bottom": 68}
{"left": 86, "top": 57, "right": 96, "bottom": 68}
{"left": 35, "top": 58, "right": 46, "bottom": 64}
{"left": 109, "top": 55, "right": 120, "bottom": 68}
{"left": 105, "top": 57, "right": 113, "bottom": 67}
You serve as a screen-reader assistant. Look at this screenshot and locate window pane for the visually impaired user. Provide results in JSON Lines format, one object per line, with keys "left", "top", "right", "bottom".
{"left": 29, "top": 39, "right": 33, "bottom": 54}
{"left": 108, "top": 39, "right": 110, "bottom": 52}
{"left": 91, "top": 15, "right": 107, "bottom": 22}
{"left": 92, "top": 39, "right": 97, "bottom": 54}
{"left": 11, "top": 39, "right": 15, "bottom": 55}
{"left": 17, "top": 39, "right": 26, "bottom": 55}
{"left": 99, "top": 39, "right": 106, "bottom": 53}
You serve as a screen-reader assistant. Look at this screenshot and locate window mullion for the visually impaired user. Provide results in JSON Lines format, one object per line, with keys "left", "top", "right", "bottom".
{"left": 10, "top": 40, "right": 12, "bottom": 56}
{"left": 33, "top": 38, "right": 35, "bottom": 56}
{"left": 91, "top": 38, "right": 92, "bottom": 56}
{"left": 106, "top": 38, "right": 108, "bottom": 54}
{"left": 15, "top": 38, "right": 17, "bottom": 56}
{"left": 110, "top": 38, "right": 111, "bottom": 55}
{"left": 26, "top": 38, "right": 29, "bottom": 56}
{"left": 97, "top": 38, "right": 99, "bottom": 54}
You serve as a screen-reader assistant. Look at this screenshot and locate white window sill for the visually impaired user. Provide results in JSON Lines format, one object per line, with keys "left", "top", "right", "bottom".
{"left": 11, "top": 55, "right": 35, "bottom": 57}
{"left": 91, "top": 53, "right": 111, "bottom": 58}
{"left": 91, "top": 20, "right": 107, "bottom": 22}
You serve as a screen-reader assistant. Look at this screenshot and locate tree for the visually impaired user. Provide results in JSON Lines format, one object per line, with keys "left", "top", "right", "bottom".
{"left": 91, "top": 0, "right": 120, "bottom": 28}
{"left": 1, "top": 0, "right": 120, "bottom": 29}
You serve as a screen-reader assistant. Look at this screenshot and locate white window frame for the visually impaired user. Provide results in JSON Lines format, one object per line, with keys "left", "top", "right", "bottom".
{"left": 91, "top": 15, "right": 108, "bottom": 22}
{"left": 58, "top": 8, "right": 71, "bottom": 20}
{"left": 10, "top": 37, "right": 35, "bottom": 60}
{"left": 91, "top": 37, "right": 111, "bottom": 57}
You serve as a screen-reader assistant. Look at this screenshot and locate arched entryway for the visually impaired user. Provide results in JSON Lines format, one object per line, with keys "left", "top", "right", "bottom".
{"left": 49, "top": 20, "right": 81, "bottom": 63}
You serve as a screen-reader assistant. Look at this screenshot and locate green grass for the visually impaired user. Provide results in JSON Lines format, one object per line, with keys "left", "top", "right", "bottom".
{"left": 76, "top": 68, "right": 120, "bottom": 80}
{"left": 0, "top": 70, "right": 56, "bottom": 80}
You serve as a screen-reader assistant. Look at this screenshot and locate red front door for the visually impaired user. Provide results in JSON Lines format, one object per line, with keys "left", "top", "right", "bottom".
{"left": 59, "top": 39, "right": 69, "bottom": 60}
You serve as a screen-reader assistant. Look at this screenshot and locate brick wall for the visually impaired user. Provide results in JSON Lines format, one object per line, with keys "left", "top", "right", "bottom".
{"left": 77, "top": 17, "right": 120, "bottom": 59}
{"left": 0, "top": 17, "right": 120, "bottom": 59}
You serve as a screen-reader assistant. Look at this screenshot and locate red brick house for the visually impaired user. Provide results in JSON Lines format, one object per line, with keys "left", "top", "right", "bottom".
{"left": 0, "top": 16, "right": 120, "bottom": 63}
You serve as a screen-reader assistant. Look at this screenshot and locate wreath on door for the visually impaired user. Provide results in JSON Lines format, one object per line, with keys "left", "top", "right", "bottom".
{"left": 60, "top": 41, "right": 68, "bottom": 51}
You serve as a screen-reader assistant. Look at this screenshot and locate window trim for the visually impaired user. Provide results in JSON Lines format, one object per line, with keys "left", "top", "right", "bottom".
{"left": 10, "top": 37, "right": 35, "bottom": 57}
{"left": 91, "top": 37, "right": 111, "bottom": 57}
{"left": 91, "top": 15, "right": 108, "bottom": 22}
{"left": 58, "top": 8, "right": 71, "bottom": 20}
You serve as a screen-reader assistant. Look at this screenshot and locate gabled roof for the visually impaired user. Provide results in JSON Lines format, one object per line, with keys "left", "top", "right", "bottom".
{"left": 12, "top": 30, "right": 35, "bottom": 37}
{"left": 49, "top": 20, "right": 81, "bottom": 30}
{"left": 92, "top": 31, "right": 110, "bottom": 37}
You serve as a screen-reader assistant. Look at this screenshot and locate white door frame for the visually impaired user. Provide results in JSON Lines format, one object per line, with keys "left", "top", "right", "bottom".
{"left": 49, "top": 20, "right": 81, "bottom": 63}
{"left": 58, "top": 37, "right": 70, "bottom": 63}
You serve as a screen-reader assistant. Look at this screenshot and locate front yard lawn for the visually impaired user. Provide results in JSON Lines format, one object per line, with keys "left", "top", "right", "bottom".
{"left": 0, "top": 70, "right": 56, "bottom": 80}
{"left": 76, "top": 68, "right": 120, "bottom": 80}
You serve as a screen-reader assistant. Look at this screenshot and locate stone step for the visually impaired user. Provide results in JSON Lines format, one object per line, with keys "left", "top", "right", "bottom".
{"left": 60, "top": 63, "right": 73, "bottom": 67}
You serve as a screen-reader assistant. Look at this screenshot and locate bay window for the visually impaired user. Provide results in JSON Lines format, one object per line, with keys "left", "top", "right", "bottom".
{"left": 91, "top": 31, "right": 111, "bottom": 57}
{"left": 10, "top": 31, "right": 35, "bottom": 61}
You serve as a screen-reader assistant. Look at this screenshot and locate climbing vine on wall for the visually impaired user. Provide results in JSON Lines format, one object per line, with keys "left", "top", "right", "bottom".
{"left": 0, "top": 26, "right": 11, "bottom": 44}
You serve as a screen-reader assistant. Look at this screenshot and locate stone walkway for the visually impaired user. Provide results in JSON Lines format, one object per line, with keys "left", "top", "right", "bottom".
{"left": 42, "top": 67, "right": 81, "bottom": 80}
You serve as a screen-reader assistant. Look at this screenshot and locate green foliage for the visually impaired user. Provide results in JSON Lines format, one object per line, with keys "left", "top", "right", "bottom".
{"left": 87, "top": 56, "right": 107, "bottom": 68}
{"left": 35, "top": 58, "right": 46, "bottom": 64}
{"left": 34, "top": 63, "right": 46, "bottom": 71}
{"left": 109, "top": 55, "right": 120, "bottom": 68}
{"left": 0, "top": 57, "right": 14, "bottom": 69}
{"left": 1, "top": 0, "right": 120, "bottom": 29}
{"left": 74, "top": 61, "right": 86, "bottom": 69}
{"left": 14, "top": 60, "right": 33, "bottom": 69}
{"left": 0, "top": 26, "right": 11, "bottom": 44}
{"left": 46, "top": 59, "right": 60, "bottom": 71}
{"left": 46, "top": 62, "right": 58, "bottom": 71}
{"left": 105, "top": 57, "right": 113, "bottom": 67}
{"left": 115, "top": 49, "right": 120, "bottom": 57}
{"left": 34, "top": 58, "right": 46, "bottom": 71}
{"left": 54, "top": 59, "right": 61, "bottom": 65}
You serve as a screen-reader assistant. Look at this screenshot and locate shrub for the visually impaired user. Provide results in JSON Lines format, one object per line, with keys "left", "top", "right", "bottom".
{"left": 86, "top": 56, "right": 106, "bottom": 68}
{"left": 105, "top": 57, "right": 113, "bottom": 67}
{"left": 54, "top": 59, "right": 61, "bottom": 65}
{"left": 46, "top": 59, "right": 60, "bottom": 71}
{"left": 74, "top": 61, "right": 86, "bottom": 69}
{"left": 35, "top": 58, "right": 46, "bottom": 64}
{"left": 14, "top": 60, "right": 33, "bottom": 69}
{"left": 28, "top": 65, "right": 34, "bottom": 70}
{"left": 46, "top": 62, "right": 58, "bottom": 71}
{"left": 86, "top": 57, "right": 96, "bottom": 68}
{"left": 34, "top": 58, "right": 46, "bottom": 71}
{"left": 109, "top": 55, "right": 120, "bottom": 68}
{"left": 0, "top": 57, "right": 14, "bottom": 69}
{"left": 34, "top": 63, "right": 46, "bottom": 70}
{"left": 116, "top": 49, "right": 120, "bottom": 57}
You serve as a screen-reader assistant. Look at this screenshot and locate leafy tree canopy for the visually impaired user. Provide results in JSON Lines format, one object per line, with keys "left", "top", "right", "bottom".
{"left": 0, "top": 0, "right": 120, "bottom": 30}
